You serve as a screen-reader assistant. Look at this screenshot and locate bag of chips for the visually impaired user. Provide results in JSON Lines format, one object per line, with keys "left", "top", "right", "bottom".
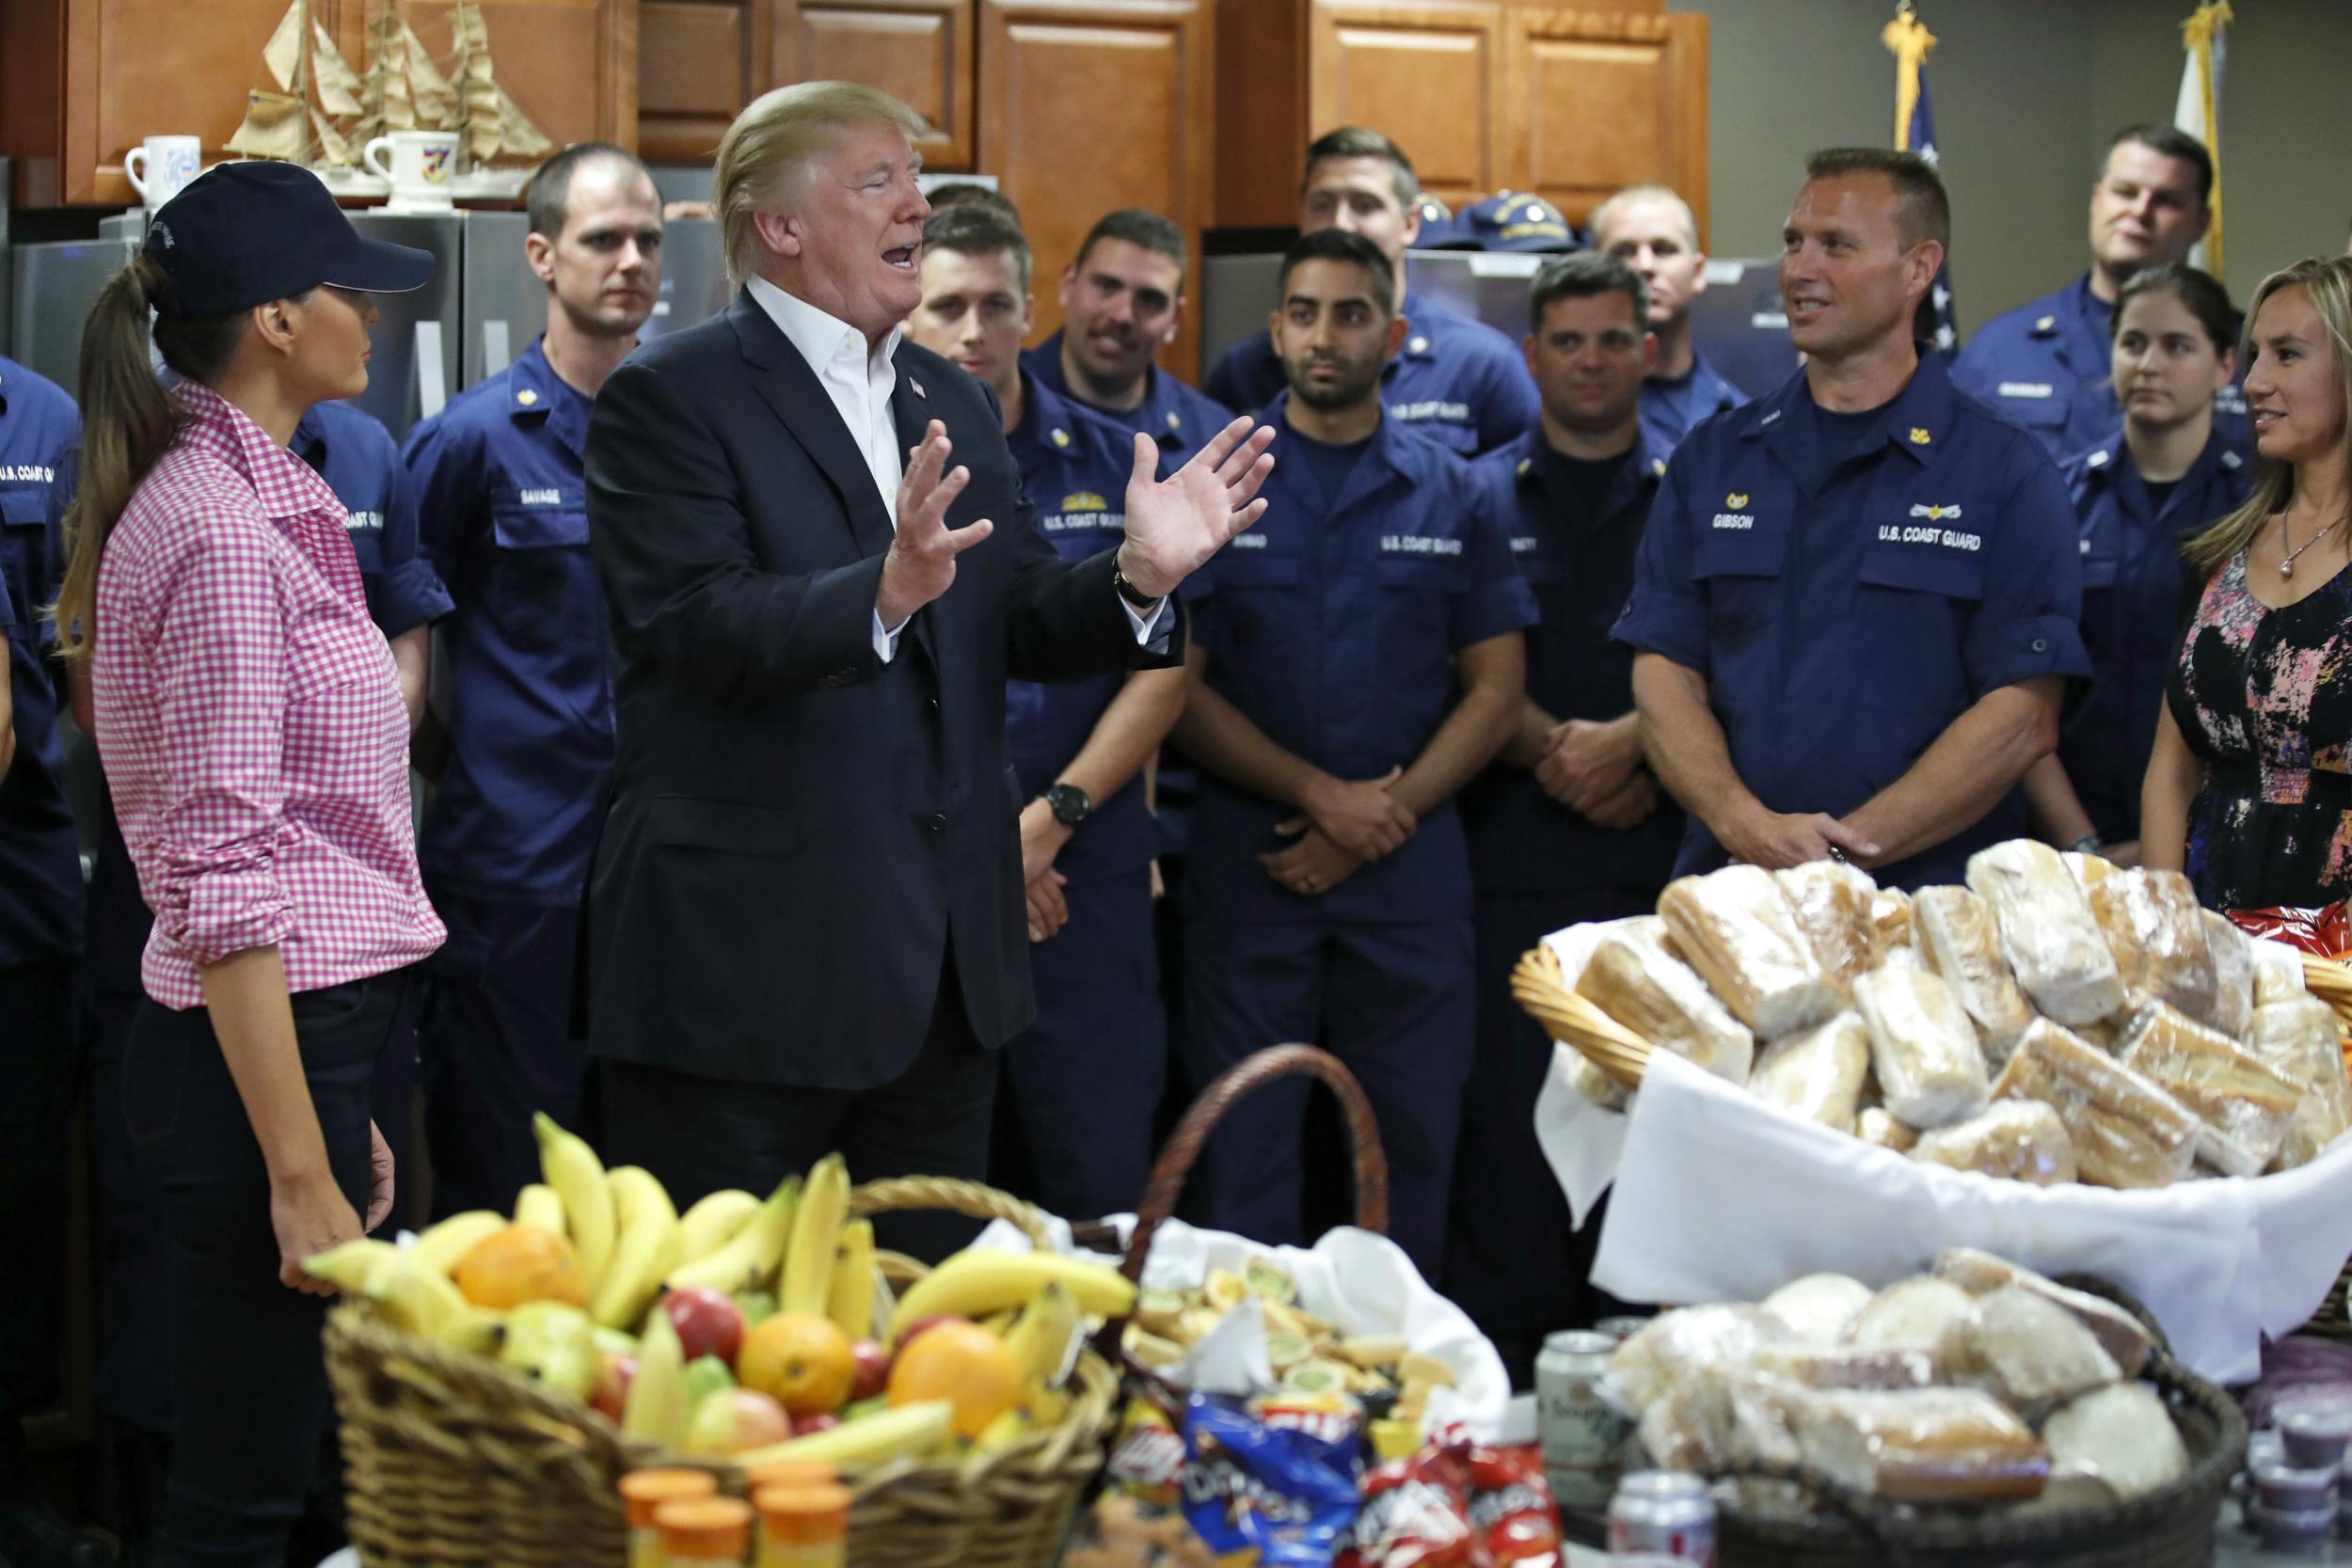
{"left": 1182, "top": 1394, "right": 1363, "bottom": 1567}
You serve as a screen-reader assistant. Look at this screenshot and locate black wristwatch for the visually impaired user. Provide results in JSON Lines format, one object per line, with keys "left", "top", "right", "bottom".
{"left": 1112, "top": 563, "right": 1161, "bottom": 610}
{"left": 1044, "top": 782, "right": 1092, "bottom": 827}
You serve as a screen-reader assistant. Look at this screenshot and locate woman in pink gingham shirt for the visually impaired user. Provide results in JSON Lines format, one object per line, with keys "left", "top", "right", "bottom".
{"left": 53, "top": 164, "right": 444, "bottom": 1568}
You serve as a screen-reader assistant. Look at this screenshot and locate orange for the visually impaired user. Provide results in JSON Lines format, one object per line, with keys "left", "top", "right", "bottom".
{"left": 739, "top": 1312, "right": 855, "bottom": 1417}
{"left": 453, "top": 1224, "right": 587, "bottom": 1310}
{"left": 884, "top": 1320, "right": 1024, "bottom": 1439}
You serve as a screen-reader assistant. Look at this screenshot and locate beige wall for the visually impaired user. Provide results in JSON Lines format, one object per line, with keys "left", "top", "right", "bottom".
{"left": 1666, "top": 0, "right": 2352, "bottom": 341}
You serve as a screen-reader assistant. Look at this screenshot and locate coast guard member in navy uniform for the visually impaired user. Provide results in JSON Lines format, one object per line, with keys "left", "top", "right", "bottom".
{"left": 904, "top": 202, "right": 1187, "bottom": 1221}
{"left": 1592, "top": 184, "right": 1748, "bottom": 450}
{"left": 1448, "top": 253, "right": 1680, "bottom": 1381}
{"left": 1621, "top": 150, "right": 2088, "bottom": 892}
{"left": 1024, "top": 208, "right": 1233, "bottom": 478}
{"left": 1203, "top": 128, "right": 1536, "bottom": 458}
{"left": 1176, "top": 230, "right": 1534, "bottom": 1272}
{"left": 404, "top": 142, "right": 662, "bottom": 1215}
{"left": 1954, "top": 125, "right": 2240, "bottom": 463}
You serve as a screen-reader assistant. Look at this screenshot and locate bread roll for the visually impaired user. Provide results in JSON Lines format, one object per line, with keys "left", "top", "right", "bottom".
{"left": 2063, "top": 849, "right": 2116, "bottom": 900}
{"left": 2202, "top": 911, "right": 2257, "bottom": 1040}
{"left": 1657, "top": 866, "right": 1840, "bottom": 1039}
{"left": 1944, "top": 1287, "right": 2121, "bottom": 1416}
{"left": 2252, "top": 995, "right": 2352, "bottom": 1170}
{"left": 2116, "top": 1003, "right": 2297, "bottom": 1177}
{"left": 1846, "top": 1277, "right": 1975, "bottom": 1352}
{"left": 1966, "top": 840, "right": 2126, "bottom": 1025}
{"left": 1851, "top": 966, "right": 1992, "bottom": 1129}
{"left": 1858, "top": 1107, "right": 1919, "bottom": 1153}
{"left": 1564, "top": 1047, "right": 1630, "bottom": 1111}
{"left": 1791, "top": 1388, "right": 2049, "bottom": 1502}
{"left": 1748, "top": 1012, "right": 1871, "bottom": 1133}
{"left": 1576, "top": 923, "right": 1756, "bottom": 1083}
{"left": 1911, "top": 886, "right": 2037, "bottom": 1066}
{"left": 2254, "top": 947, "right": 2309, "bottom": 1006}
{"left": 1910, "top": 1099, "right": 2078, "bottom": 1185}
{"left": 1776, "top": 861, "right": 1879, "bottom": 1000}
{"left": 1869, "top": 888, "right": 1914, "bottom": 955}
{"left": 1992, "top": 1019, "right": 2200, "bottom": 1189}
{"left": 1636, "top": 1368, "right": 1804, "bottom": 1474}
{"left": 2042, "top": 1383, "right": 2190, "bottom": 1500}
{"left": 1931, "top": 1248, "right": 2155, "bottom": 1376}
{"left": 1759, "top": 1273, "right": 1874, "bottom": 1342}
{"left": 1609, "top": 1304, "right": 1800, "bottom": 1413}
{"left": 2088, "top": 868, "right": 2217, "bottom": 1024}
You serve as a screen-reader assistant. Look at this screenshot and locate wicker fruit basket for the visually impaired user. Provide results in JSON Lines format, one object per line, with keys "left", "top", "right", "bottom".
{"left": 326, "top": 1176, "right": 1119, "bottom": 1568}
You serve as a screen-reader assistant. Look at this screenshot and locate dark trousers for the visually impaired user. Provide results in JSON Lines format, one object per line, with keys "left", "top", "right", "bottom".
{"left": 0, "top": 958, "right": 79, "bottom": 1480}
{"left": 993, "top": 866, "right": 1164, "bottom": 1221}
{"left": 1180, "top": 916, "right": 1475, "bottom": 1275}
{"left": 1445, "top": 888, "right": 1648, "bottom": 1387}
{"left": 418, "top": 891, "right": 584, "bottom": 1218}
{"left": 597, "top": 961, "right": 996, "bottom": 1261}
{"left": 123, "top": 970, "right": 416, "bottom": 1568}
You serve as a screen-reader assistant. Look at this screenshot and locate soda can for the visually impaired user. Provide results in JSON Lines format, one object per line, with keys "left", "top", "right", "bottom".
{"left": 1536, "top": 1329, "right": 1629, "bottom": 1513}
{"left": 1595, "top": 1314, "right": 1654, "bottom": 1342}
{"left": 1607, "top": 1470, "right": 1717, "bottom": 1568}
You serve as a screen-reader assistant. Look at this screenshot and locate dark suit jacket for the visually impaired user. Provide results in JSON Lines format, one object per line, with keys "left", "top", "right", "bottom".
{"left": 580, "top": 291, "right": 1182, "bottom": 1090}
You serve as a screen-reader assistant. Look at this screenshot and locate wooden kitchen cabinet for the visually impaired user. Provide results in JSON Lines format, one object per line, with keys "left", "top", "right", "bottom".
{"left": 1, "top": 0, "right": 636, "bottom": 208}
{"left": 1214, "top": 0, "right": 1706, "bottom": 242}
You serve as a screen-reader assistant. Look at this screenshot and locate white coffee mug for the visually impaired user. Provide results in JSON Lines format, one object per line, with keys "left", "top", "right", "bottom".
{"left": 363, "top": 130, "right": 459, "bottom": 203}
{"left": 124, "top": 135, "right": 203, "bottom": 208}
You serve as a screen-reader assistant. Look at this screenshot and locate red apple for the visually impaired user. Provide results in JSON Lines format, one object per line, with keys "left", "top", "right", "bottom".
{"left": 897, "top": 1315, "right": 967, "bottom": 1353}
{"left": 791, "top": 1411, "right": 841, "bottom": 1436}
{"left": 592, "top": 1351, "right": 636, "bottom": 1424}
{"left": 683, "top": 1388, "right": 793, "bottom": 1456}
{"left": 849, "top": 1338, "right": 890, "bottom": 1402}
{"left": 662, "top": 1288, "right": 746, "bottom": 1370}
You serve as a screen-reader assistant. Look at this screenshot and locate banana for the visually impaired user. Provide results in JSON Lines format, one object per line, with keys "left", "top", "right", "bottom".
{"left": 623, "top": 1303, "right": 687, "bottom": 1448}
{"left": 1001, "top": 1282, "right": 1078, "bottom": 1388}
{"left": 666, "top": 1173, "right": 798, "bottom": 1295}
{"left": 730, "top": 1399, "right": 955, "bottom": 1474}
{"left": 367, "top": 1250, "right": 472, "bottom": 1341}
{"left": 438, "top": 1306, "right": 508, "bottom": 1357}
{"left": 304, "top": 1237, "right": 397, "bottom": 1294}
{"left": 592, "top": 1165, "right": 681, "bottom": 1330}
{"left": 779, "top": 1154, "right": 848, "bottom": 1316}
{"left": 886, "top": 1251, "right": 1136, "bottom": 1344}
{"left": 827, "top": 1219, "right": 877, "bottom": 1339}
{"left": 533, "top": 1112, "right": 615, "bottom": 1291}
{"left": 514, "top": 1182, "right": 566, "bottom": 1237}
{"left": 411, "top": 1210, "right": 506, "bottom": 1276}
{"left": 675, "top": 1188, "right": 760, "bottom": 1263}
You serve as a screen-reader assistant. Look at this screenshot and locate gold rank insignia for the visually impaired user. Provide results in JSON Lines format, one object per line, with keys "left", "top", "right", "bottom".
{"left": 1726, "top": 492, "right": 1748, "bottom": 507}
{"left": 516, "top": 388, "right": 539, "bottom": 406}
{"left": 1166, "top": 412, "right": 1182, "bottom": 430}
{"left": 2034, "top": 315, "right": 2057, "bottom": 331}
{"left": 1652, "top": 458, "right": 1668, "bottom": 477}
{"left": 1909, "top": 427, "right": 1931, "bottom": 445}
{"left": 1409, "top": 336, "right": 1430, "bottom": 355}
{"left": 1516, "top": 458, "right": 1532, "bottom": 476}
{"left": 1051, "top": 427, "right": 1072, "bottom": 449}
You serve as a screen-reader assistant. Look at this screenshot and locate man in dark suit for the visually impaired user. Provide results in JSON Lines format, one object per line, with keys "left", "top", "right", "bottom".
{"left": 581, "top": 81, "right": 1274, "bottom": 1227}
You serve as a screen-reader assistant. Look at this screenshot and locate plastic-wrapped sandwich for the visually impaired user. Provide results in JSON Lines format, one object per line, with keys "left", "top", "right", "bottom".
{"left": 1790, "top": 1387, "right": 2050, "bottom": 1502}
{"left": 2249, "top": 994, "right": 2352, "bottom": 1169}
{"left": 1869, "top": 888, "right": 1914, "bottom": 954}
{"left": 2201, "top": 911, "right": 2257, "bottom": 1040}
{"left": 1966, "top": 841, "right": 2125, "bottom": 1026}
{"left": 1991, "top": 1019, "right": 2200, "bottom": 1188}
{"left": 2087, "top": 868, "right": 2217, "bottom": 1024}
{"left": 1940, "top": 1287, "right": 2122, "bottom": 1417}
{"left": 1931, "top": 1247, "right": 2156, "bottom": 1376}
{"left": 1851, "top": 966, "right": 1991, "bottom": 1129}
{"left": 2042, "top": 1384, "right": 2190, "bottom": 1500}
{"left": 1910, "top": 885, "right": 2037, "bottom": 1065}
{"left": 1574, "top": 918, "right": 1756, "bottom": 1083}
{"left": 1747, "top": 1011, "right": 1871, "bottom": 1133}
{"left": 2116, "top": 1002, "right": 2297, "bottom": 1177}
{"left": 1657, "top": 865, "right": 1841, "bottom": 1039}
{"left": 1911, "top": 1099, "right": 2078, "bottom": 1185}
{"left": 1776, "top": 861, "right": 1879, "bottom": 1000}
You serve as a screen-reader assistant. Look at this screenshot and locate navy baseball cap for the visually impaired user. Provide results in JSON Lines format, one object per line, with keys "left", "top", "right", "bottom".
{"left": 1458, "top": 193, "right": 1581, "bottom": 254}
{"left": 144, "top": 161, "right": 434, "bottom": 317}
{"left": 1411, "top": 192, "right": 1474, "bottom": 249}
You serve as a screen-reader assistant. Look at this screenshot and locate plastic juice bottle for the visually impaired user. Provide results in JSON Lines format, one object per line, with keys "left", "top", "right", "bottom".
{"left": 617, "top": 1469, "right": 718, "bottom": 1568}
{"left": 754, "top": 1482, "right": 851, "bottom": 1568}
{"left": 742, "top": 1455, "right": 835, "bottom": 1495}
{"left": 654, "top": 1496, "right": 755, "bottom": 1568}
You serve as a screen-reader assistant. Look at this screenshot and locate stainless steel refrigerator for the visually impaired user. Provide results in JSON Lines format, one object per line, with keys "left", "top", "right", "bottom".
{"left": 8, "top": 234, "right": 138, "bottom": 395}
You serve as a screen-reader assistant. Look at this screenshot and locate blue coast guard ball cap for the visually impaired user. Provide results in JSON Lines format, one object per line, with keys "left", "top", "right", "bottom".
{"left": 1458, "top": 192, "right": 1581, "bottom": 254}
{"left": 143, "top": 161, "right": 436, "bottom": 317}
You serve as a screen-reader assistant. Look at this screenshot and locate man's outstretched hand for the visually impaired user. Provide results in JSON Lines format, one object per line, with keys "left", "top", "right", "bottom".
{"left": 876, "top": 421, "right": 993, "bottom": 628}
{"left": 1114, "top": 416, "right": 1278, "bottom": 600}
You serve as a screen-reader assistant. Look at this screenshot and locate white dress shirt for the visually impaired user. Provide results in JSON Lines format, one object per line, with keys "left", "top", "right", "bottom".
{"left": 745, "top": 275, "right": 1168, "bottom": 661}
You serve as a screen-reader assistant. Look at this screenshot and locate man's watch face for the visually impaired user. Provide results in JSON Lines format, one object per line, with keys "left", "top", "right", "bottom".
{"left": 1049, "top": 784, "right": 1090, "bottom": 824}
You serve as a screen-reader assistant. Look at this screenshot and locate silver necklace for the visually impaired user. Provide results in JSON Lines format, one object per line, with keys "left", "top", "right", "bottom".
{"left": 2280, "top": 512, "right": 2333, "bottom": 578}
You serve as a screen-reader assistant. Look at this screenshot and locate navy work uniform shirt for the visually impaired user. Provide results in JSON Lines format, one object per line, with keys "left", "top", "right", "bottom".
{"left": 1954, "top": 272, "right": 2250, "bottom": 465}
{"left": 1186, "top": 397, "right": 1538, "bottom": 926}
{"left": 1003, "top": 370, "right": 1159, "bottom": 885}
{"left": 405, "top": 337, "right": 609, "bottom": 907}
{"left": 293, "top": 401, "right": 454, "bottom": 638}
{"left": 1461, "top": 427, "right": 1685, "bottom": 895}
{"left": 2058, "top": 430, "right": 2250, "bottom": 845}
{"left": 1023, "top": 330, "right": 1235, "bottom": 480}
{"left": 1640, "top": 351, "right": 1749, "bottom": 452}
{"left": 1203, "top": 293, "right": 1538, "bottom": 459}
{"left": 1613, "top": 353, "right": 2091, "bottom": 890}
{"left": 0, "top": 357, "right": 84, "bottom": 968}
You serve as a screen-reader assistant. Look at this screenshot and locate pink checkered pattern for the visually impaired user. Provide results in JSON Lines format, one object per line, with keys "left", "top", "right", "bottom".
{"left": 92, "top": 383, "right": 445, "bottom": 1009}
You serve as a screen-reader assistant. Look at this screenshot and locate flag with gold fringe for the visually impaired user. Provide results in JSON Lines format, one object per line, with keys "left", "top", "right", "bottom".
{"left": 2175, "top": 2, "right": 2231, "bottom": 282}
{"left": 1885, "top": 3, "right": 1957, "bottom": 354}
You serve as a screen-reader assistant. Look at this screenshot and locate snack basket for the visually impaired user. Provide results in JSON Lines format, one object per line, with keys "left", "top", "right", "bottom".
{"left": 326, "top": 1177, "right": 1119, "bottom": 1568}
